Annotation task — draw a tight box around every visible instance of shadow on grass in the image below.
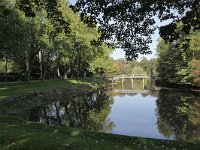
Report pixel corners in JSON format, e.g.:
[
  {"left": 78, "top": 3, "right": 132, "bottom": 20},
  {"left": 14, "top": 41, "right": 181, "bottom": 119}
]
[{"left": 1, "top": 116, "right": 200, "bottom": 150}]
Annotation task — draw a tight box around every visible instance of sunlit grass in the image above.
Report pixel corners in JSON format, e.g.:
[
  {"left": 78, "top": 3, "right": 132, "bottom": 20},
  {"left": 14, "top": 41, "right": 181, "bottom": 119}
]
[
  {"left": 0, "top": 87, "right": 9, "bottom": 91},
  {"left": 0, "top": 96, "right": 7, "bottom": 99},
  {"left": 0, "top": 78, "right": 106, "bottom": 100}
]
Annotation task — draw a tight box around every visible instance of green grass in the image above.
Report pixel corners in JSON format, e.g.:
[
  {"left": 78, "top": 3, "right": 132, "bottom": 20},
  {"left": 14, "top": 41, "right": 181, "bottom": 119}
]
[
  {"left": 0, "top": 116, "right": 200, "bottom": 150},
  {"left": 0, "top": 78, "right": 106, "bottom": 100},
  {"left": 0, "top": 80, "right": 104, "bottom": 115}
]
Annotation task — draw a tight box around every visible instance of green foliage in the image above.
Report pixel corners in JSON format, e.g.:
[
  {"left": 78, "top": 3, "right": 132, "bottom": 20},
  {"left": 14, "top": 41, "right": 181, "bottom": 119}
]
[
  {"left": 73, "top": 0, "right": 200, "bottom": 60},
  {"left": 120, "top": 57, "right": 155, "bottom": 75},
  {"left": 131, "top": 66, "right": 147, "bottom": 75},
  {"left": 156, "top": 30, "right": 200, "bottom": 86},
  {"left": 1, "top": 0, "right": 198, "bottom": 61},
  {"left": 156, "top": 39, "right": 178, "bottom": 82},
  {"left": 89, "top": 45, "right": 116, "bottom": 77},
  {"left": 191, "top": 60, "right": 200, "bottom": 87},
  {"left": 0, "top": 61, "right": 13, "bottom": 73},
  {"left": 123, "top": 60, "right": 138, "bottom": 74},
  {"left": 0, "top": 0, "right": 117, "bottom": 82}
]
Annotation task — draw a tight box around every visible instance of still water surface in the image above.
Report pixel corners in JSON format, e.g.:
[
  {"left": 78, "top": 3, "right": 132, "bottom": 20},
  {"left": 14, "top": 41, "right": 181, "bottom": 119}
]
[{"left": 16, "top": 79, "right": 200, "bottom": 141}]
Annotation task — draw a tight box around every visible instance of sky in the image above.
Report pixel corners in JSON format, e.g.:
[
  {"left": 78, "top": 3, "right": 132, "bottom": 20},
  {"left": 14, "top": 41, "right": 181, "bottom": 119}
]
[{"left": 68, "top": 0, "right": 172, "bottom": 60}]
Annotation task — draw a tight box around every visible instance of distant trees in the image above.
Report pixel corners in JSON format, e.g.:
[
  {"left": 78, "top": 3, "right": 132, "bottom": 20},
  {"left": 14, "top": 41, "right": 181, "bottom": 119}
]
[
  {"left": 117, "top": 57, "right": 156, "bottom": 75},
  {"left": 131, "top": 66, "right": 146, "bottom": 75},
  {"left": 114, "top": 59, "right": 126, "bottom": 74},
  {"left": 0, "top": 0, "right": 117, "bottom": 82}
]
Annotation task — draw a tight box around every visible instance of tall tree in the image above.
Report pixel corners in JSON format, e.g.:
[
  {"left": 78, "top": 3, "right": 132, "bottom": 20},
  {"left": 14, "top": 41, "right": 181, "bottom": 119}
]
[
  {"left": 71, "top": 0, "right": 200, "bottom": 60},
  {"left": 0, "top": 0, "right": 23, "bottom": 82},
  {"left": 156, "top": 29, "right": 200, "bottom": 87}
]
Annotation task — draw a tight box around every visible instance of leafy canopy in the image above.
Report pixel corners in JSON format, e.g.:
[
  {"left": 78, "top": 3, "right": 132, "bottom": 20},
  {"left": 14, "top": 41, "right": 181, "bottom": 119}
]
[
  {"left": 70, "top": 0, "right": 200, "bottom": 60},
  {"left": 15, "top": 0, "right": 200, "bottom": 60}
]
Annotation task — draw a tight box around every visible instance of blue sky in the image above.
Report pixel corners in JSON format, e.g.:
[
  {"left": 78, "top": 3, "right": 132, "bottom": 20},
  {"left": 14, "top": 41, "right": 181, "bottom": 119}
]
[{"left": 68, "top": 0, "right": 172, "bottom": 60}]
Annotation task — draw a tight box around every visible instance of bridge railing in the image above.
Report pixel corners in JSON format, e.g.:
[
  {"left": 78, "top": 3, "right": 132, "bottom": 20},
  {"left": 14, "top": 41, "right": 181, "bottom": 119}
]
[{"left": 112, "top": 74, "right": 150, "bottom": 79}]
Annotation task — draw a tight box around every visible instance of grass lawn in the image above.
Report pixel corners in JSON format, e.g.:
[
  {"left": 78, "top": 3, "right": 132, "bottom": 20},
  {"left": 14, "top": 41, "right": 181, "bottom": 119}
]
[
  {"left": 1, "top": 116, "right": 200, "bottom": 150},
  {"left": 0, "top": 78, "right": 106, "bottom": 100}
]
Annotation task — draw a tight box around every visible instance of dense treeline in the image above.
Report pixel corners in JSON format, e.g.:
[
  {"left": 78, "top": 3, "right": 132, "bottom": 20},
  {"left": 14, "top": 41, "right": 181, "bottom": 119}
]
[
  {"left": 156, "top": 29, "right": 200, "bottom": 87},
  {"left": 113, "top": 57, "right": 157, "bottom": 76},
  {"left": 0, "top": 0, "right": 116, "bottom": 82}
]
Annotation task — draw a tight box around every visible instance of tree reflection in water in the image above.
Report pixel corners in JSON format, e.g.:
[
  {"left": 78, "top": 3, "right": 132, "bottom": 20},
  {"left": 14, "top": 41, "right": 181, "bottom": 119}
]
[
  {"left": 156, "top": 89, "right": 200, "bottom": 141},
  {"left": 9, "top": 79, "right": 200, "bottom": 140},
  {"left": 23, "top": 89, "right": 115, "bottom": 133}
]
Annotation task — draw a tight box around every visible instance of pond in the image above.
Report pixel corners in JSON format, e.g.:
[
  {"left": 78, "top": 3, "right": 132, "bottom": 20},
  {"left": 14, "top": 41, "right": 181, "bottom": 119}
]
[{"left": 7, "top": 79, "right": 200, "bottom": 141}]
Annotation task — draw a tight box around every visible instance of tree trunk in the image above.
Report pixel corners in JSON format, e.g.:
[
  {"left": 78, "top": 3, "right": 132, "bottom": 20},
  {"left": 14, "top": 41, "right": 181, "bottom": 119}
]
[
  {"left": 39, "top": 50, "right": 43, "bottom": 79},
  {"left": 25, "top": 53, "right": 35, "bottom": 83},
  {"left": 4, "top": 57, "right": 8, "bottom": 82},
  {"left": 57, "top": 67, "right": 61, "bottom": 78},
  {"left": 42, "top": 52, "right": 50, "bottom": 80},
  {"left": 84, "top": 71, "right": 87, "bottom": 78},
  {"left": 42, "top": 63, "right": 48, "bottom": 80},
  {"left": 25, "top": 54, "right": 31, "bottom": 83},
  {"left": 56, "top": 57, "right": 61, "bottom": 78},
  {"left": 77, "top": 62, "right": 80, "bottom": 78}
]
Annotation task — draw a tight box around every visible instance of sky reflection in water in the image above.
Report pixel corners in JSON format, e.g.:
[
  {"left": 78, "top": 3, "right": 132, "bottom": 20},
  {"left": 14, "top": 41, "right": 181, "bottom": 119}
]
[
  {"left": 9, "top": 79, "right": 200, "bottom": 141},
  {"left": 108, "top": 93, "right": 173, "bottom": 140}
]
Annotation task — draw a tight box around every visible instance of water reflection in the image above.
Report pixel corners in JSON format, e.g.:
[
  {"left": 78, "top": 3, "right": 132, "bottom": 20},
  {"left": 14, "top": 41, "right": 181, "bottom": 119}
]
[
  {"left": 156, "top": 89, "right": 200, "bottom": 141},
  {"left": 21, "top": 89, "right": 115, "bottom": 133},
  {"left": 11, "top": 79, "right": 200, "bottom": 141}
]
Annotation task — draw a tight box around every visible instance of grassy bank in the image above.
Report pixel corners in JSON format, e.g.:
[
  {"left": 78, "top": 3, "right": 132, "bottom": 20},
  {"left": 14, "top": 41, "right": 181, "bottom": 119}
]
[
  {"left": 0, "top": 78, "right": 106, "bottom": 115},
  {"left": 0, "top": 78, "right": 106, "bottom": 100},
  {"left": 0, "top": 116, "right": 200, "bottom": 150}
]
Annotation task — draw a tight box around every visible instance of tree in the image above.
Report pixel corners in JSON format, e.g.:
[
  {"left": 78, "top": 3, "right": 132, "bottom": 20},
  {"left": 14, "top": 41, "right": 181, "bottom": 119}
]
[
  {"left": 0, "top": 0, "right": 118, "bottom": 82},
  {"left": 71, "top": 0, "right": 200, "bottom": 60},
  {"left": 156, "top": 39, "right": 177, "bottom": 82},
  {"left": 16, "top": 0, "right": 71, "bottom": 34},
  {"left": 139, "top": 57, "right": 151, "bottom": 74},
  {"left": 89, "top": 45, "right": 117, "bottom": 77},
  {"left": 131, "top": 66, "right": 147, "bottom": 75},
  {"left": 0, "top": 0, "right": 25, "bottom": 82},
  {"left": 114, "top": 59, "right": 126, "bottom": 74},
  {"left": 191, "top": 60, "right": 200, "bottom": 87},
  {"left": 123, "top": 60, "right": 138, "bottom": 74},
  {"left": 60, "top": 4, "right": 107, "bottom": 78},
  {"left": 14, "top": 0, "right": 200, "bottom": 63},
  {"left": 156, "top": 29, "right": 200, "bottom": 87}
]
